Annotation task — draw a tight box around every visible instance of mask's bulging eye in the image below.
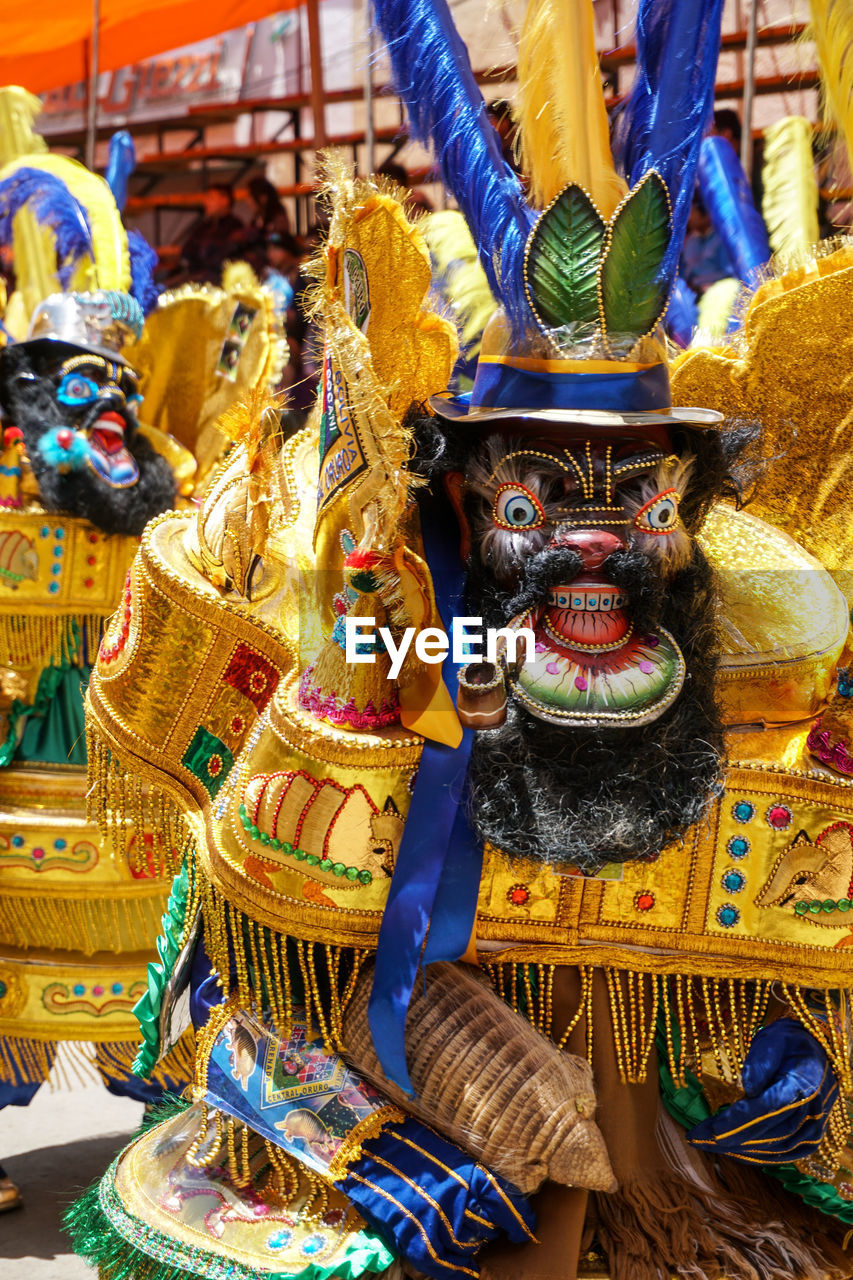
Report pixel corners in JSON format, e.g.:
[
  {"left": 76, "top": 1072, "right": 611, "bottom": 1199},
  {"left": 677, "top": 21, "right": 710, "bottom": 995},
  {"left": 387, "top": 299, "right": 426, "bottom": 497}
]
[
  {"left": 493, "top": 482, "right": 546, "bottom": 530},
  {"left": 634, "top": 487, "right": 680, "bottom": 534},
  {"left": 57, "top": 373, "right": 99, "bottom": 406}
]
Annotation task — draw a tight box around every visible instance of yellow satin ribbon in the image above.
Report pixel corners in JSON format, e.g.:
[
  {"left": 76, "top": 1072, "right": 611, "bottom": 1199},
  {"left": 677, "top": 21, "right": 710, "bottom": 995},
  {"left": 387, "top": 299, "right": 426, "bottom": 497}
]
[
  {"left": 394, "top": 543, "right": 463, "bottom": 749},
  {"left": 478, "top": 353, "right": 659, "bottom": 374}
]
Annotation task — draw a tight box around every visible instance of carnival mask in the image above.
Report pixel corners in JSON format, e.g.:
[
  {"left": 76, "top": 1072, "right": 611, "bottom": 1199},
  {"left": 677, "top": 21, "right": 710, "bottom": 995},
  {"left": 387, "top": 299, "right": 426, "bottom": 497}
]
[
  {"left": 466, "top": 434, "right": 695, "bottom": 728},
  {"left": 0, "top": 340, "right": 175, "bottom": 536},
  {"left": 449, "top": 427, "right": 727, "bottom": 871}
]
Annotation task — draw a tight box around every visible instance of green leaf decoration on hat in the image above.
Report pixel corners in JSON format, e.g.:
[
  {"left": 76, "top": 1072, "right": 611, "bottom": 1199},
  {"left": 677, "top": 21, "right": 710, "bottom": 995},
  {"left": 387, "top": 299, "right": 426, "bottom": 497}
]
[
  {"left": 524, "top": 184, "right": 606, "bottom": 331},
  {"left": 598, "top": 170, "right": 672, "bottom": 349}
]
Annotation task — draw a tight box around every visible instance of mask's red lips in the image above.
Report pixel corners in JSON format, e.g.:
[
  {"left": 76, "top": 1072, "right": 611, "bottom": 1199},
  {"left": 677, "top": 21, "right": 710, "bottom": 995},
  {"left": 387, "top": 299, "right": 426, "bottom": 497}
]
[
  {"left": 86, "top": 412, "right": 139, "bottom": 487},
  {"left": 545, "top": 577, "right": 631, "bottom": 649}
]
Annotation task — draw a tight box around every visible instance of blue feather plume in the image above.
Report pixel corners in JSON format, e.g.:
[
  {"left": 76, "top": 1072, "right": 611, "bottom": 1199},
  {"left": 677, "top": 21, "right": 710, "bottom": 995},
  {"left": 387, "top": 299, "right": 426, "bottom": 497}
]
[
  {"left": 613, "top": 0, "right": 725, "bottom": 282},
  {"left": 370, "top": 0, "right": 534, "bottom": 333},
  {"left": 666, "top": 275, "right": 698, "bottom": 348},
  {"left": 126, "top": 229, "right": 159, "bottom": 316},
  {"left": 0, "top": 167, "right": 93, "bottom": 289},
  {"left": 105, "top": 131, "right": 136, "bottom": 213},
  {"left": 697, "top": 136, "right": 770, "bottom": 288}
]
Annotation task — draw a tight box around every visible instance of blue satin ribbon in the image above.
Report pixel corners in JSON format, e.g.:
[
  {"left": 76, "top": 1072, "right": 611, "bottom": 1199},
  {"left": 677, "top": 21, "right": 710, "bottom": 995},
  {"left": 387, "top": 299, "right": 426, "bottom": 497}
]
[
  {"left": 470, "top": 358, "right": 672, "bottom": 412},
  {"left": 368, "top": 488, "right": 481, "bottom": 1094}
]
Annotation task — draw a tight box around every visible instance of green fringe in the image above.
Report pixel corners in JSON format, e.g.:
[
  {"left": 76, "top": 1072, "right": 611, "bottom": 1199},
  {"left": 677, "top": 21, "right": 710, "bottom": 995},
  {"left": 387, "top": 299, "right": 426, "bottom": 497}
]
[
  {"left": 64, "top": 1179, "right": 211, "bottom": 1280},
  {"left": 133, "top": 859, "right": 195, "bottom": 1078},
  {"left": 64, "top": 1093, "right": 395, "bottom": 1280}
]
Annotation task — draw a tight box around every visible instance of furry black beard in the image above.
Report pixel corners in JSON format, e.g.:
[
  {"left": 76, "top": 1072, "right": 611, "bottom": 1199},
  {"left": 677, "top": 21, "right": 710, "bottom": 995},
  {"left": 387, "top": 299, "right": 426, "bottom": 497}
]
[
  {"left": 0, "top": 345, "right": 176, "bottom": 536},
  {"left": 467, "top": 545, "right": 724, "bottom": 872}
]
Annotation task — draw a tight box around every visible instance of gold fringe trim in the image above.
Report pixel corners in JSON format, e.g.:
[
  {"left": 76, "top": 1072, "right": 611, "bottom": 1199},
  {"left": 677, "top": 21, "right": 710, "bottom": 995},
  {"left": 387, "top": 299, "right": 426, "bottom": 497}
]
[
  {"left": 0, "top": 612, "right": 104, "bottom": 668},
  {"left": 186, "top": 1095, "right": 335, "bottom": 1212},
  {"left": 0, "top": 891, "right": 165, "bottom": 954},
  {"left": 87, "top": 724, "right": 193, "bottom": 876},
  {"left": 0, "top": 1027, "right": 195, "bottom": 1090},
  {"left": 482, "top": 964, "right": 853, "bottom": 1094},
  {"left": 797, "top": 1091, "right": 853, "bottom": 1181},
  {"left": 194, "top": 887, "right": 367, "bottom": 1062}
]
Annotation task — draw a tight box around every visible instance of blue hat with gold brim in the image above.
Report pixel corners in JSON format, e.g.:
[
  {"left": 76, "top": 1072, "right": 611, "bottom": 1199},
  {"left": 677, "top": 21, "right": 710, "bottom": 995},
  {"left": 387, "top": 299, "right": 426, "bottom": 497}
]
[{"left": 429, "top": 352, "right": 722, "bottom": 429}]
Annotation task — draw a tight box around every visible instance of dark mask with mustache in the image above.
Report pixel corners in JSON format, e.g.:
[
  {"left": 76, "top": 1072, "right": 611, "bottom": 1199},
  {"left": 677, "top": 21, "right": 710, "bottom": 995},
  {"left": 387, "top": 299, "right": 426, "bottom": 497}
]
[{"left": 453, "top": 433, "right": 726, "bottom": 873}]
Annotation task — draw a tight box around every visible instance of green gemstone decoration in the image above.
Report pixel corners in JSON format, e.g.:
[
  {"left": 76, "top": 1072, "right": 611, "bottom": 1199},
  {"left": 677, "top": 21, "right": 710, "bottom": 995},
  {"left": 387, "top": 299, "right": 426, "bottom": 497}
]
[
  {"left": 282, "top": 841, "right": 294, "bottom": 855},
  {"left": 332, "top": 862, "right": 346, "bottom": 877},
  {"left": 794, "top": 901, "right": 809, "bottom": 915},
  {"left": 259, "top": 832, "right": 270, "bottom": 845},
  {"left": 306, "top": 854, "right": 319, "bottom": 866},
  {"left": 358, "top": 869, "right": 373, "bottom": 885},
  {"left": 838, "top": 899, "right": 851, "bottom": 911},
  {"left": 808, "top": 900, "right": 822, "bottom": 914},
  {"left": 822, "top": 899, "right": 837, "bottom": 913},
  {"left": 319, "top": 858, "right": 333, "bottom": 872},
  {"left": 249, "top": 825, "right": 259, "bottom": 839},
  {"left": 293, "top": 848, "right": 307, "bottom": 861},
  {"left": 345, "top": 866, "right": 359, "bottom": 881},
  {"left": 270, "top": 837, "right": 282, "bottom": 851}
]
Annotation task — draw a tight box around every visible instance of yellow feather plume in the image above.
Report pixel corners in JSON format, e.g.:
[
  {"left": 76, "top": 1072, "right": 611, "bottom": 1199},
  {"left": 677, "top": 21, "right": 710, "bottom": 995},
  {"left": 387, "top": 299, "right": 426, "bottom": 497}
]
[
  {"left": 422, "top": 210, "right": 496, "bottom": 369},
  {"left": 761, "top": 116, "right": 819, "bottom": 263},
  {"left": 515, "top": 0, "right": 627, "bottom": 215},
  {"left": 809, "top": 0, "right": 853, "bottom": 171}
]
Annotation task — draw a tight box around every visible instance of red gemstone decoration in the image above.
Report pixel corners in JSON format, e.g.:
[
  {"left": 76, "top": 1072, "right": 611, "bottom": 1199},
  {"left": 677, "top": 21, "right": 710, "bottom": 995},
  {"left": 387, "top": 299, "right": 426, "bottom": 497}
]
[
  {"left": 507, "top": 884, "right": 530, "bottom": 906},
  {"left": 635, "top": 891, "right": 655, "bottom": 911},
  {"left": 231, "top": 715, "right": 245, "bottom": 734},
  {"left": 766, "top": 804, "right": 793, "bottom": 830},
  {"left": 208, "top": 754, "right": 223, "bottom": 778},
  {"left": 99, "top": 572, "right": 133, "bottom": 664}
]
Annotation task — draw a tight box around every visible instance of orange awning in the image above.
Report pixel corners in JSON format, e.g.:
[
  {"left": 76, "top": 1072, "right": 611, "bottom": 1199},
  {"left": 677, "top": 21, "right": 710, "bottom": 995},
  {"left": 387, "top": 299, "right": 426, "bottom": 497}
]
[{"left": 0, "top": 0, "right": 302, "bottom": 94}]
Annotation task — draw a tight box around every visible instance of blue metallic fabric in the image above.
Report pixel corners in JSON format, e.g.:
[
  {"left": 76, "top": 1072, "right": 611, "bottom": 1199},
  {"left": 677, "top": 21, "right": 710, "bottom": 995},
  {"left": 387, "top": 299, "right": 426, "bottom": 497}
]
[
  {"left": 687, "top": 1018, "right": 839, "bottom": 1163},
  {"left": 338, "top": 1116, "right": 536, "bottom": 1279},
  {"left": 666, "top": 276, "right": 699, "bottom": 348}
]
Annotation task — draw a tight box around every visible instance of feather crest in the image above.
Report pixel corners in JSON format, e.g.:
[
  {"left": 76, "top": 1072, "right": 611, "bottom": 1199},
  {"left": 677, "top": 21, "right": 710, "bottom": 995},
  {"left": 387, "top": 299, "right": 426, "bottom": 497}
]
[
  {"left": 0, "top": 166, "right": 93, "bottom": 288},
  {"left": 515, "top": 0, "right": 626, "bottom": 215},
  {"left": 371, "top": 0, "right": 534, "bottom": 333},
  {"left": 126, "top": 229, "right": 159, "bottom": 315},
  {"left": 809, "top": 0, "right": 853, "bottom": 172},
  {"left": 697, "top": 135, "right": 770, "bottom": 288},
  {"left": 613, "top": 0, "right": 725, "bottom": 282},
  {"left": 761, "top": 116, "right": 819, "bottom": 263}
]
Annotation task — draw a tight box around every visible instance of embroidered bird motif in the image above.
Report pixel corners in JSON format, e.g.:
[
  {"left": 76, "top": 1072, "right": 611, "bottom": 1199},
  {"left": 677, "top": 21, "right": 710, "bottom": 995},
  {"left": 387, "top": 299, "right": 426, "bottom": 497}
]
[{"left": 754, "top": 821, "right": 853, "bottom": 926}]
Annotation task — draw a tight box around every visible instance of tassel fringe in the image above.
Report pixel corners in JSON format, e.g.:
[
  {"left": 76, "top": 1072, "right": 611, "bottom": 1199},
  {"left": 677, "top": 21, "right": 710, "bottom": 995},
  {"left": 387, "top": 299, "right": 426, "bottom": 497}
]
[
  {"left": 0, "top": 890, "right": 165, "bottom": 954},
  {"left": 0, "top": 612, "right": 103, "bottom": 668},
  {"left": 198, "top": 876, "right": 366, "bottom": 1057},
  {"left": 0, "top": 1029, "right": 195, "bottom": 1090},
  {"left": 87, "top": 725, "right": 193, "bottom": 876},
  {"left": 483, "top": 964, "right": 851, "bottom": 1096}
]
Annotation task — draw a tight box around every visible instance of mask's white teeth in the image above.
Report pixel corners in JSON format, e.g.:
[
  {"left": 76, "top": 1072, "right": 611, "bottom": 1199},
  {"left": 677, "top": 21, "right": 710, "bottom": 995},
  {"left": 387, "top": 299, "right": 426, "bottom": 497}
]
[{"left": 548, "top": 587, "right": 629, "bottom": 612}]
